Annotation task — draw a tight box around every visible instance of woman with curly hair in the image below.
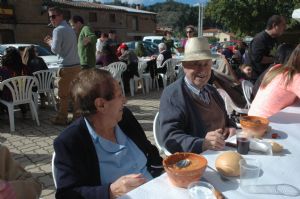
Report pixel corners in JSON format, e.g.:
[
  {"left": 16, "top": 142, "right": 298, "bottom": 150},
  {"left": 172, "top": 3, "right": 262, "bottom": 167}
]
[
  {"left": 0, "top": 47, "right": 29, "bottom": 100},
  {"left": 0, "top": 47, "right": 30, "bottom": 114},
  {"left": 1, "top": 47, "right": 28, "bottom": 78}
]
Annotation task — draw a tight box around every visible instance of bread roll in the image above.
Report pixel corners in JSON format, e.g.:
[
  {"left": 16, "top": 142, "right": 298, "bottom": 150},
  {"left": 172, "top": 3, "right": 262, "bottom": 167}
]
[{"left": 215, "top": 151, "right": 243, "bottom": 177}]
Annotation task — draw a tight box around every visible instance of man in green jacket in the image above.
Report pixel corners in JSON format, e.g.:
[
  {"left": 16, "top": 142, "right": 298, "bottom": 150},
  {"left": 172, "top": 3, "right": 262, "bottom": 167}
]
[{"left": 70, "top": 15, "right": 97, "bottom": 69}]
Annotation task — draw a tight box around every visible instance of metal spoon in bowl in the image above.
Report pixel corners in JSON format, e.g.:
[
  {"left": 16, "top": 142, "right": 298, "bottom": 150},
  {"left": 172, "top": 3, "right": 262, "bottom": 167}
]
[
  {"left": 150, "top": 158, "right": 191, "bottom": 169},
  {"left": 175, "top": 158, "right": 191, "bottom": 168}
]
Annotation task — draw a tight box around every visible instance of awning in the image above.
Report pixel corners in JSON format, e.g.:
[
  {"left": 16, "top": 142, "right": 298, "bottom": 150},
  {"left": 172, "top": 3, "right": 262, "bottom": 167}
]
[{"left": 292, "top": 8, "right": 300, "bottom": 22}]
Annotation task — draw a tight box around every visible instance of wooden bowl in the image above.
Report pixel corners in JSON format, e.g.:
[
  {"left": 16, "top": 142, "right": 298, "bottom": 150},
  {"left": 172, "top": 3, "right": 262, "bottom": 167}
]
[
  {"left": 240, "top": 116, "right": 269, "bottom": 138},
  {"left": 163, "top": 152, "right": 207, "bottom": 188}
]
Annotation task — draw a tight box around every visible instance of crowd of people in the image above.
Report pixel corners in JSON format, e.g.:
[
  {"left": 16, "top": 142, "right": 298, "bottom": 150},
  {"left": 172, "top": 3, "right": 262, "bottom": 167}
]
[{"left": 0, "top": 6, "right": 299, "bottom": 199}]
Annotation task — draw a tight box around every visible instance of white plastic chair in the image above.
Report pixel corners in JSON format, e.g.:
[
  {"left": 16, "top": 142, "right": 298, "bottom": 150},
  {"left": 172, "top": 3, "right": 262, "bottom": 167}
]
[
  {"left": 143, "top": 73, "right": 159, "bottom": 92},
  {"left": 52, "top": 152, "right": 57, "bottom": 188},
  {"left": 176, "top": 63, "right": 185, "bottom": 79},
  {"left": 33, "top": 70, "right": 57, "bottom": 110},
  {"left": 129, "top": 62, "right": 147, "bottom": 96},
  {"left": 157, "top": 58, "right": 177, "bottom": 89},
  {"left": 241, "top": 80, "right": 254, "bottom": 109},
  {"left": 153, "top": 112, "right": 171, "bottom": 156},
  {"left": 105, "top": 62, "right": 127, "bottom": 95},
  {"left": 217, "top": 88, "right": 248, "bottom": 115},
  {"left": 0, "top": 76, "right": 40, "bottom": 132}
]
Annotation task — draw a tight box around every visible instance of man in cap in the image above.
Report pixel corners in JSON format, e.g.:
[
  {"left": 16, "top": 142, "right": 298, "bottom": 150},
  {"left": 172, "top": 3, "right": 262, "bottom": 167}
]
[{"left": 158, "top": 37, "right": 236, "bottom": 154}]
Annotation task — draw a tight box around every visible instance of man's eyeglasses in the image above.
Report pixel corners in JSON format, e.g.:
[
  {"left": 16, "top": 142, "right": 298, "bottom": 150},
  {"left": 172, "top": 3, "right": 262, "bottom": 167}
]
[
  {"left": 186, "top": 31, "right": 193, "bottom": 34},
  {"left": 49, "top": 15, "right": 56, "bottom": 20}
]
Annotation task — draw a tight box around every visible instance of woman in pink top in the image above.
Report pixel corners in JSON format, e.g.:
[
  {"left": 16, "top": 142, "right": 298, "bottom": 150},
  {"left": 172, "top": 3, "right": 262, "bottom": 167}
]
[{"left": 249, "top": 44, "right": 300, "bottom": 118}]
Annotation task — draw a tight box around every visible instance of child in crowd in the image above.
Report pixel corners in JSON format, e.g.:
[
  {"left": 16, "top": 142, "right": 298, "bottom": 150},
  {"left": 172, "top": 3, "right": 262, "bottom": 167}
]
[{"left": 238, "top": 64, "right": 254, "bottom": 82}]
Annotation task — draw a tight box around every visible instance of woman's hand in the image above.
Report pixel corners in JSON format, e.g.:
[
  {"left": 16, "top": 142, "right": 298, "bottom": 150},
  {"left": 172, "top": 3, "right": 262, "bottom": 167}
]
[
  {"left": 110, "top": 174, "right": 146, "bottom": 199},
  {"left": 0, "top": 181, "right": 16, "bottom": 199},
  {"left": 202, "top": 128, "right": 225, "bottom": 151}
]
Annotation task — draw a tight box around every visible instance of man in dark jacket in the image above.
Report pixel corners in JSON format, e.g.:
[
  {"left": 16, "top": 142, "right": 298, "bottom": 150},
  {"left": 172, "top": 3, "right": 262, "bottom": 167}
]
[
  {"left": 158, "top": 37, "right": 236, "bottom": 154},
  {"left": 247, "top": 15, "right": 286, "bottom": 78}
]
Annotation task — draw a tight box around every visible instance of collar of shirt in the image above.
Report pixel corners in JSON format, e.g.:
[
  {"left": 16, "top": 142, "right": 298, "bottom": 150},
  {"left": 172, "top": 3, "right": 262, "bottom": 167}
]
[
  {"left": 84, "top": 118, "right": 127, "bottom": 153},
  {"left": 184, "top": 76, "right": 209, "bottom": 95},
  {"left": 58, "top": 20, "right": 68, "bottom": 27}
]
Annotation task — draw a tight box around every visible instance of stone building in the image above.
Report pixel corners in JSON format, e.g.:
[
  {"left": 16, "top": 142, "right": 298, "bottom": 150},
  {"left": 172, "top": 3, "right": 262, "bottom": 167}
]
[
  {"left": 0, "top": 0, "right": 157, "bottom": 45},
  {"left": 203, "top": 28, "right": 236, "bottom": 42}
]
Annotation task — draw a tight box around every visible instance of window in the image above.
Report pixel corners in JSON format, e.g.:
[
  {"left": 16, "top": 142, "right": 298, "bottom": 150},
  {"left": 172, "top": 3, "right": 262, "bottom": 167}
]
[
  {"left": 109, "top": 13, "right": 116, "bottom": 23},
  {"left": 89, "top": 12, "right": 97, "bottom": 22},
  {"left": 132, "top": 16, "right": 138, "bottom": 31}
]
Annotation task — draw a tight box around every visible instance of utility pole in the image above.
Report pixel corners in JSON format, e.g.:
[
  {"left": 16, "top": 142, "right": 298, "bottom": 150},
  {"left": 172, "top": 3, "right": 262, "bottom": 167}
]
[{"left": 198, "top": 2, "right": 204, "bottom": 37}]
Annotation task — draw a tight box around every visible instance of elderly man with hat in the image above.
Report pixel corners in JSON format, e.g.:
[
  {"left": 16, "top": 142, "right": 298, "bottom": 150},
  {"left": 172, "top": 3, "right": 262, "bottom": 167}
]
[{"left": 158, "top": 37, "right": 237, "bottom": 154}]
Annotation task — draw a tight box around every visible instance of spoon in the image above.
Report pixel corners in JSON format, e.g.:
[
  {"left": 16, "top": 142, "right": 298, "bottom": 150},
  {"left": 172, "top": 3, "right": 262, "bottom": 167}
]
[
  {"left": 175, "top": 158, "right": 191, "bottom": 168},
  {"left": 150, "top": 159, "right": 191, "bottom": 169}
]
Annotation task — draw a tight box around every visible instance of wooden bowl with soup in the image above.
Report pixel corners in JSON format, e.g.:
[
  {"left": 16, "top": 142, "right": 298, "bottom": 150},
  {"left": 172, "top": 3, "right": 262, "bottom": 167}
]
[
  {"left": 240, "top": 116, "right": 269, "bottom": 138},
  {"left": 163, "top": 152, "right": 207, "bottom": 188}
]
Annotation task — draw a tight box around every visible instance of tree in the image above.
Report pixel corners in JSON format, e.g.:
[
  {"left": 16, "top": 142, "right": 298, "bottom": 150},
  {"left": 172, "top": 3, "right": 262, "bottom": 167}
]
[
  {"left": 146, "top": 1, "right": 198, "bottom": 37},
  {"left": 205, "top": 0, "right": 299, "bottom": 36}
]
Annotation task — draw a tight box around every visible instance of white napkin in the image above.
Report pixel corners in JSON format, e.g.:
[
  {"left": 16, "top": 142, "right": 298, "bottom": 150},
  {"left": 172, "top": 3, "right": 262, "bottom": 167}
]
[{"left": 250, "top": 138, "right": 273, "bottom": 155}]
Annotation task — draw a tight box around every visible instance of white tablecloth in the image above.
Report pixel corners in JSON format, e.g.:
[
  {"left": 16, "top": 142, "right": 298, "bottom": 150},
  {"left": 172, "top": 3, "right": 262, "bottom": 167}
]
[{"left": 119, "top": 102, "right": 300, "bottom": 199}]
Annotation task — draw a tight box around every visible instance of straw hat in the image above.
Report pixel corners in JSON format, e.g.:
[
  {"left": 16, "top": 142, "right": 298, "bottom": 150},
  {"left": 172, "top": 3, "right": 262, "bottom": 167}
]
[{"left": 182, "top": 37, "right": 213, "bottom": 62}]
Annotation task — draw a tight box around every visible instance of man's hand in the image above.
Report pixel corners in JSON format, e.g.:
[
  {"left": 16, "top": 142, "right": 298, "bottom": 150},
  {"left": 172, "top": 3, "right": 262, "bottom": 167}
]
[
  {"left": 222, "top": 127, "right": 236, "bottom": 140},
  {"left": 202, "top": 128, "right": 225, "bottom": 151},
  {"left": 44, "top": 35, "right": 52, "bottom": 46},
  {"left": 82, "top": 37, "right": 91, "bottom": 46},
  {"left": 224, "top": 127, "right": 236, "bottom": 139},
  {"left": 0, "top": 181, "right": 16, "bottom": 199},
  {"left": 109, "top": 174, "right": 146, "bottom": 199}
]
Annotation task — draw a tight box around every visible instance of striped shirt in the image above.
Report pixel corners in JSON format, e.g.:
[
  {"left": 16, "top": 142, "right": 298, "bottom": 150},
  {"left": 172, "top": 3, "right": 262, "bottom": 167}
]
[{"left": 184, "top": 76, "right": 210, "bottom": 104}]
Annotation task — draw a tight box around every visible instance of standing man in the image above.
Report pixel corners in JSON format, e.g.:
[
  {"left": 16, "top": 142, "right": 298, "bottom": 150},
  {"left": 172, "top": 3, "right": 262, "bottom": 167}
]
[
  {"left": 69, "top": 15, "right": 97, "bottom": 69},
  {"left": 247, "top": 15, "right": 286, "bottom": 78},
  {"left": 96, "top": 32, "right": 109, "bottom": 66},
  {"left": 96, "top": 32, "right": 109, "bottom": 57},
  {"left": 44, "top": 7, "right": 81, "bottom": 125},
  {"left": 161, "top": 30, "right": 174, "bottom": 52},
  {"left": 107, "top": 30, "right": 118, "bottom": 55}
]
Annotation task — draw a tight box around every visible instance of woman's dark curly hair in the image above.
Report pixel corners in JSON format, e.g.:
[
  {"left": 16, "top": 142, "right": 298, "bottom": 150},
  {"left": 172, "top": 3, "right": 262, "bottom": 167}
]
[{"left": 2, "top": 47, "right": 24, "bottom": 75}]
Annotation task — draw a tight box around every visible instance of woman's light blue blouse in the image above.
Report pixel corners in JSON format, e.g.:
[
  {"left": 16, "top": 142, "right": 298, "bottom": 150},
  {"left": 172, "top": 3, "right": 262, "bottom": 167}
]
[{"left": 84, "top": 118, "right": 153, "bottom": 185}]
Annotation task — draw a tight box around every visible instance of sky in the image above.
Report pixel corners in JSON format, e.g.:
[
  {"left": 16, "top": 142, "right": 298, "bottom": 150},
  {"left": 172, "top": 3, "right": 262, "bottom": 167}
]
[{"left": 98, "top": 0, "right": 207, "bottom": 6}]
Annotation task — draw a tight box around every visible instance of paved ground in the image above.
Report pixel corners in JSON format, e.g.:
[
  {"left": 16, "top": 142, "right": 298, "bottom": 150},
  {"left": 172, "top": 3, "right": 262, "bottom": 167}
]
[{"left": 0, "top": 90, "right": 162, "bottom": 199}]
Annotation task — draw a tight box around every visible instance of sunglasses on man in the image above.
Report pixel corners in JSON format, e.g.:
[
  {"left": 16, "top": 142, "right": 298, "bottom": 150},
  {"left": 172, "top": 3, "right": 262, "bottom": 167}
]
[
  {"left": 186, "top": 30, "right": 193, "bottom": 34},
  {"left": 49, "top": 15, "right": 57, "bottom": 19}
]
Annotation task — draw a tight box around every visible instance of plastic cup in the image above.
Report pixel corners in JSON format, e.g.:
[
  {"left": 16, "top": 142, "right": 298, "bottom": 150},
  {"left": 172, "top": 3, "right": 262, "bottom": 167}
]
[
  {"left": 236, "top": 131, "right": 250, "bottom": 155},
  {"left": 239, "top": 158, "right": 261, "bottom": 191},
  {"left": 188, "top": 181, "right": 216, "bottom": 199}
]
